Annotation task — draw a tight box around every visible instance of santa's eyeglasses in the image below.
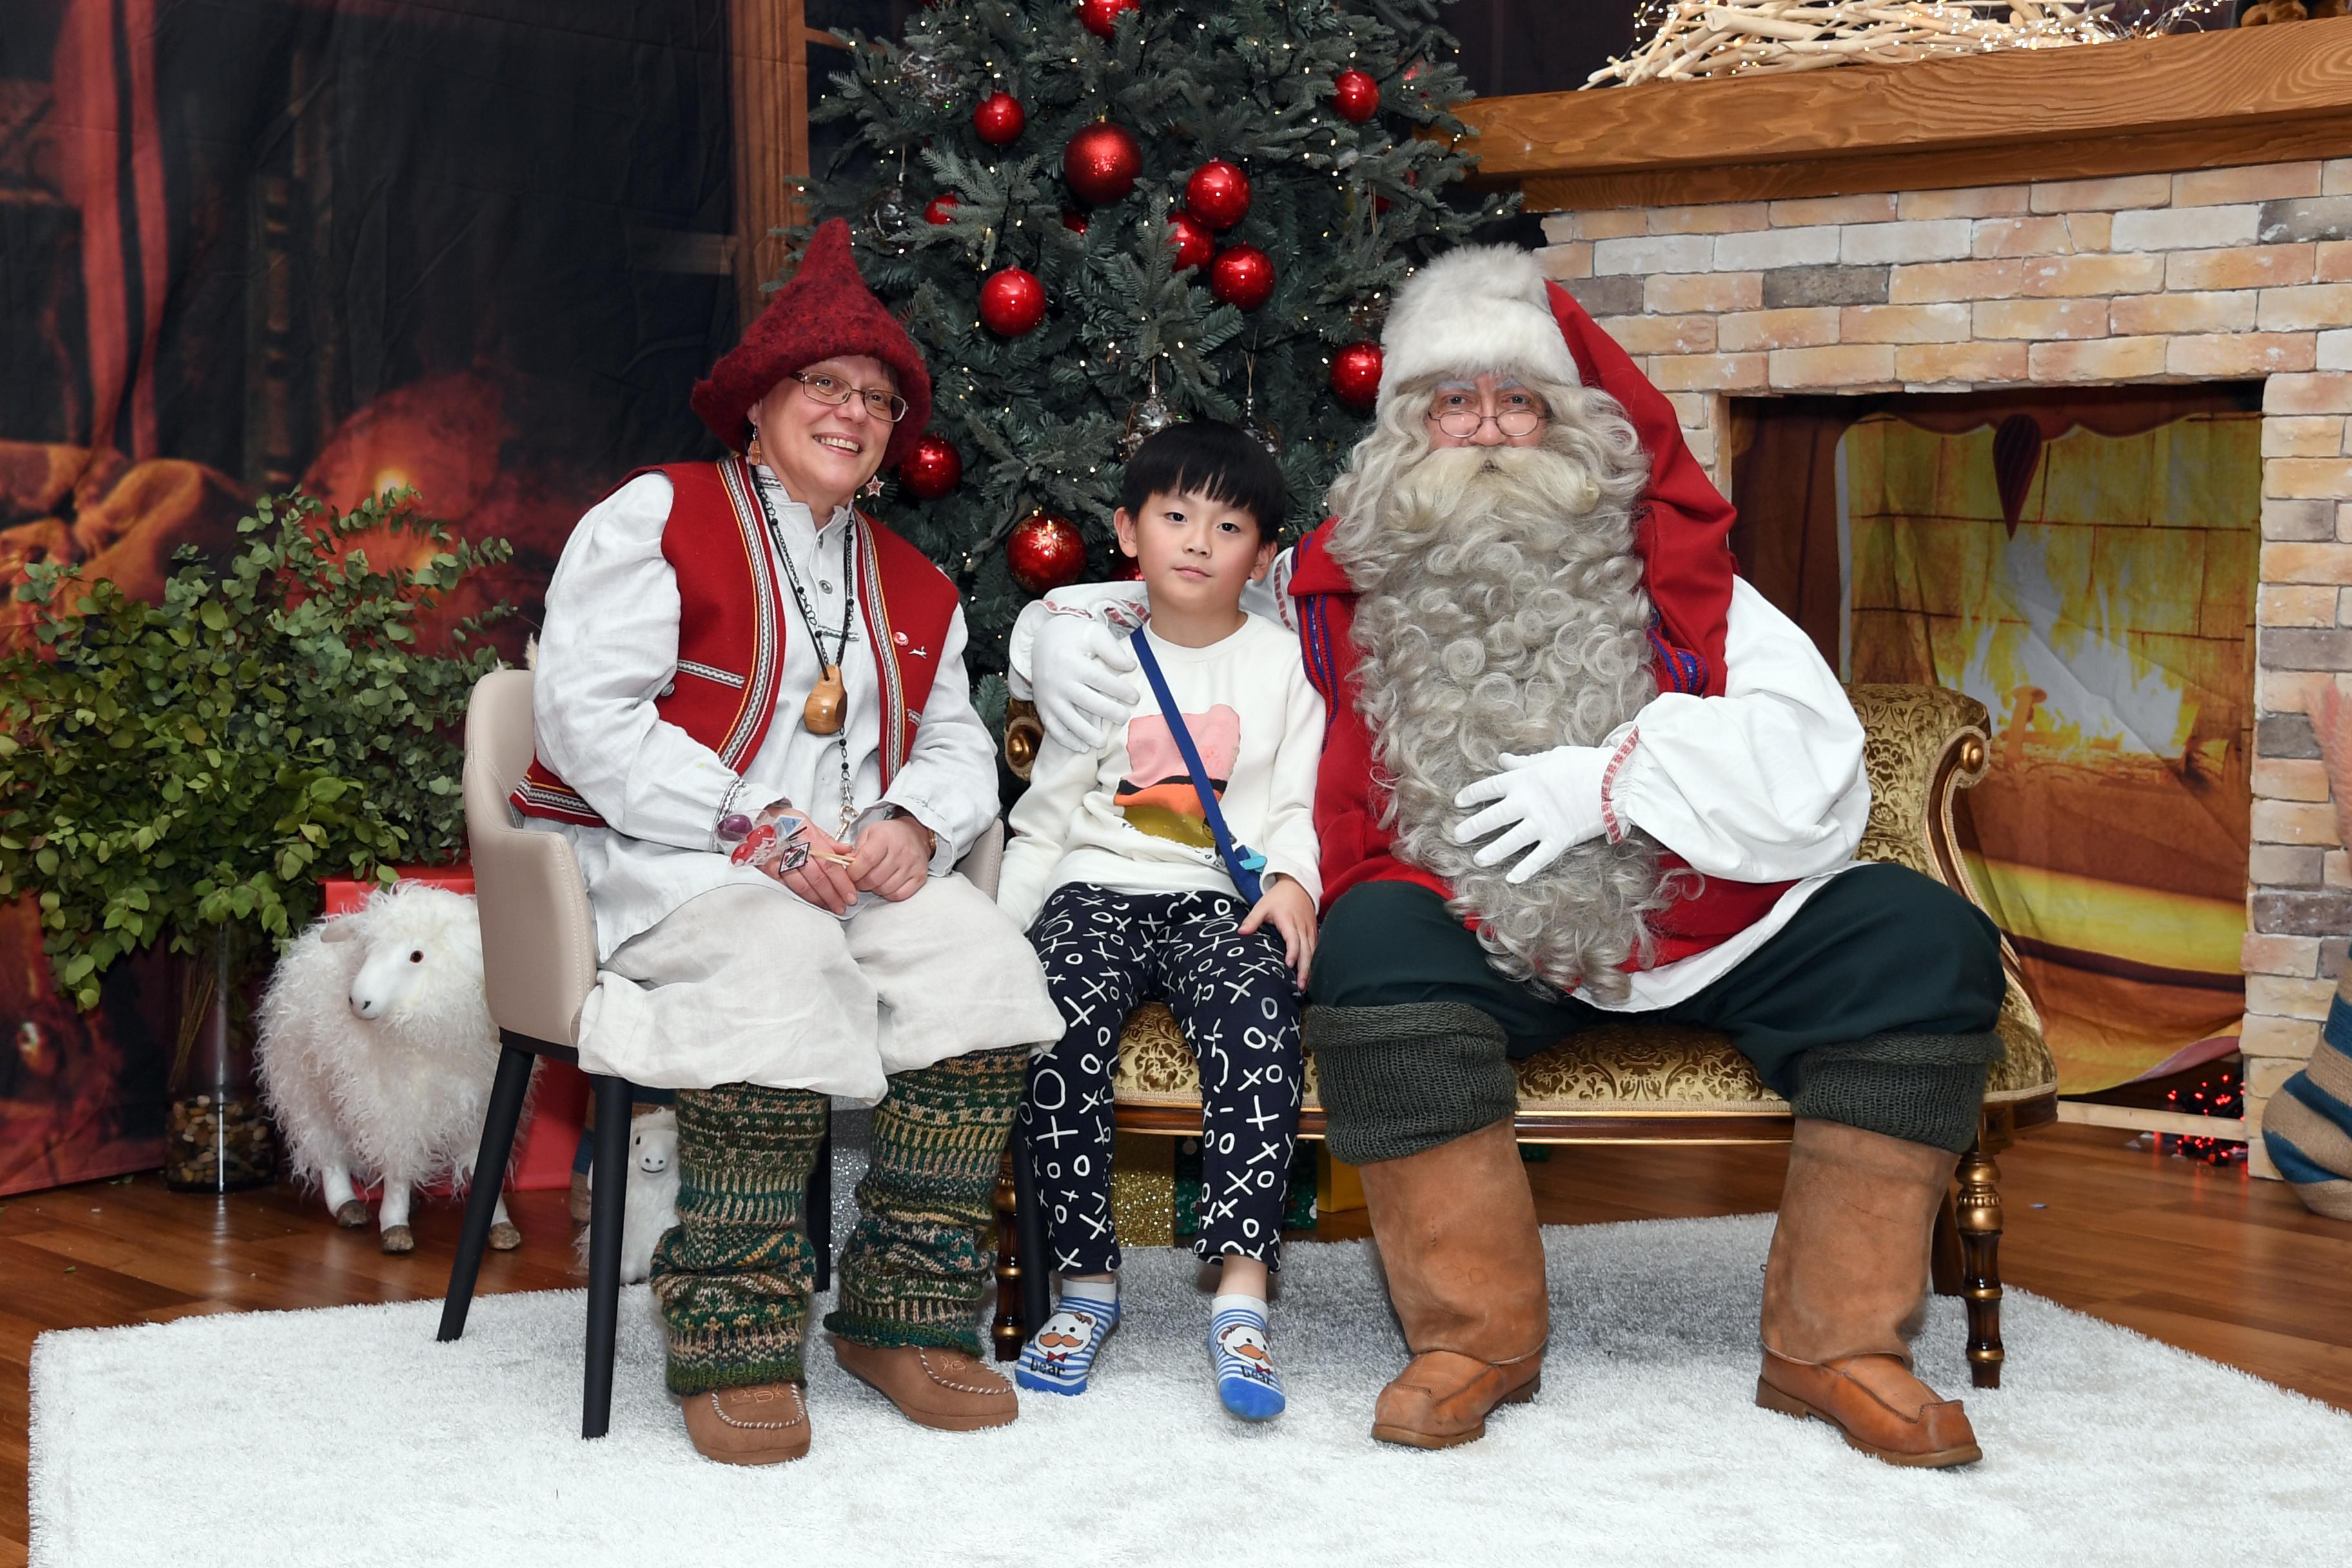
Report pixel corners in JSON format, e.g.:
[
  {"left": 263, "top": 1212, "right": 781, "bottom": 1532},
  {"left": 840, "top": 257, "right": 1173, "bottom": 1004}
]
[
  {"left": 1426, "top": 396, "right": 1547, "bottom": 440},
  {"left": 788, "top": 371, "right": 910, "bottom": 423}
]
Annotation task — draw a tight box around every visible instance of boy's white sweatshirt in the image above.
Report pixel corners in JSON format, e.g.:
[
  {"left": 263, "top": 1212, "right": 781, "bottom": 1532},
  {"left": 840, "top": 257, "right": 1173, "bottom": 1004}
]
[{"left": 998, "top": 613, "right": 1325, "bottom": 929}]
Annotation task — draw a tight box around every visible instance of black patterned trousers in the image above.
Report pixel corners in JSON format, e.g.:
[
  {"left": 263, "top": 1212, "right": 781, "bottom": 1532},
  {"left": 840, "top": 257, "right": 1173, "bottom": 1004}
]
[{"left": 1018, "top": 883, "right": 1304, "bottom": 1275}]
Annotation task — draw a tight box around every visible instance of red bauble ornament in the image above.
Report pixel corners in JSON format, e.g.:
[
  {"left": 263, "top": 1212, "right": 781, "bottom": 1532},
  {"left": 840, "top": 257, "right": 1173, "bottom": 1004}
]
[
  {"left": 1008, "top": 511, "right": 1086, "bottom": 594},
  {"left": 1208, "top": 245, "right": 1275, "bottom": 311},
  {"left": 1114, "top": 554, "right": 1144, "bottom": 582},
  {"left": 1184, "top": 160, "right": 1251, "bottom": 231},
  {"left": 979, "top": 266, "right": 1048, "bottom": 335},
  {"left": 1164, "top": 210, "right": 1213, "bottom": 271},
  {"left": 974, "top": 92, "right": 1026, "bottom": 146},
  {"left": 925, "top": 192, "right": 961, "bottom": 225},
  {"left": 899, "top": 435, "right": 963, "bottom": 500},
  {"left": 1063, "top": 121, "right": 1142, "bottom": 205},
  {"left": 1332, "top": 68, "right": 1380, "bottom": 122},
  {"left": 1076, "top": 0, "right": 1139, "bottom": 39},
  {"left": 1331, "top": 341, "right": 1383, "bottom": 409},
  {"left": 1061, "top": 210, "right": 1089, "bottom": 233}
]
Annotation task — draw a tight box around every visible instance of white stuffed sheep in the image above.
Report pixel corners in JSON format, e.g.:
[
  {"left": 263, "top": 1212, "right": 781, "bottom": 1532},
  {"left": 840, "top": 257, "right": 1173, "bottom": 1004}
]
[
  {"left": 574, "top": 1106, "right": 680, "bottom": 1285},
  {"left": 257, "top": 883, "right": 526, "bottom": 1253}
]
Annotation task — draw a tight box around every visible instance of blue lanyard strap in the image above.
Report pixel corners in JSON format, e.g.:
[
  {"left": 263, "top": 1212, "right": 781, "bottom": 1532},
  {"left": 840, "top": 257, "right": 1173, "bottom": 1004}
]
[{"left": 1128, "top": 628, "right": 1266, "bottom": 905}]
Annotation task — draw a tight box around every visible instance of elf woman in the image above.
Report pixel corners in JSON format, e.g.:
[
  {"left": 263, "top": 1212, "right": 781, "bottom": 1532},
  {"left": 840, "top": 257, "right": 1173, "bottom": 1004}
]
[{"left": 516, "top": 219, "right": 1064, "bottom": 1465}]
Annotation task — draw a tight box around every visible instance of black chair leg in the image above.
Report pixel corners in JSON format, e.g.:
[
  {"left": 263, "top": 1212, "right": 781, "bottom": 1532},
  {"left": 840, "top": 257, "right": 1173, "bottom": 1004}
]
[
  {"left": 808, "top": 1100, "right": 834, "bottom": 1295},
  {"left": 582, "top": 1073, "right": 632, "bottom": 1439},
  {"left": 436, "top": 1043, "right": 536, "bottom": 1344},
  {"left": 1012, "top": 1117, "right": 1051, "bottom": 1339}
]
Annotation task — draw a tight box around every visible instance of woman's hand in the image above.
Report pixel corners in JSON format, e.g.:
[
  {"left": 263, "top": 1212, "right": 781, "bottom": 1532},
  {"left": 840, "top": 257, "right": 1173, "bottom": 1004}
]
[
  {"left": 726, "top": 799, "right": 861, "bottom": 913},
  {"left": 1239, "top": 874, "right": 1319, "bottom": 986},
  {"left": 848, "top": 814, "right": 934, "bottom": 903}
]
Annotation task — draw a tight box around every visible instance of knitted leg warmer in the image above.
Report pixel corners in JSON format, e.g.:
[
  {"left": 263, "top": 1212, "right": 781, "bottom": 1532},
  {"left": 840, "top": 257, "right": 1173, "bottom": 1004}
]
[
  {"left": 651, "top": 1082, "right": 827, "bottom": 1395},
  {"left": 825, "top": 1045, "right": 1027, "bottom": 1356}
]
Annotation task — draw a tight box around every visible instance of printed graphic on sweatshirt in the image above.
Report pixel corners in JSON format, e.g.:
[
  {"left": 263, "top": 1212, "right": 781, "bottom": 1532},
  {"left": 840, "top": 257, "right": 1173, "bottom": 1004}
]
[{"left": 1115, "top": 706, "right": 1240, "bottom": 848}]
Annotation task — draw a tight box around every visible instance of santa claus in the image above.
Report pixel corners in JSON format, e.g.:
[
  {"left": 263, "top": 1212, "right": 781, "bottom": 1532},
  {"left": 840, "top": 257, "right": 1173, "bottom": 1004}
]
[{"left": 1015, "top": 244, "right": 2006, "bottom": 1469}]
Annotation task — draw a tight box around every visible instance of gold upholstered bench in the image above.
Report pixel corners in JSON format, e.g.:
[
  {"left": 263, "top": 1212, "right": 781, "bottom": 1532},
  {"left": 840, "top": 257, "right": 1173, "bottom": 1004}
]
[{"left": 990, "top": 684, "right": 2060, "bottom": 1387}]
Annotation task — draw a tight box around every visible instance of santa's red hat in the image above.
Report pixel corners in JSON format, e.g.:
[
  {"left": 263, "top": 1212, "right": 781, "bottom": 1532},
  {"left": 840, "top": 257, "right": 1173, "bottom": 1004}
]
[{"left": 690, "top": 218, "right": 934, "bottom": 469}]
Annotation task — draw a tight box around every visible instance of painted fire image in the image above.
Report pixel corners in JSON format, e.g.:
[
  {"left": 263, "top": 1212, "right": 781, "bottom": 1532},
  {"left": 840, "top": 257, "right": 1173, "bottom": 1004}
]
[{"left": 1837, "top": 406, "right": 2257, "bottom": 1092}]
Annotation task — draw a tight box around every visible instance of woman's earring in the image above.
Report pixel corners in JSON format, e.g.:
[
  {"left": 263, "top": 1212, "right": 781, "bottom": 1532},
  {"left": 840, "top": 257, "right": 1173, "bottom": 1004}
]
[{"left": 745, "top": 424, "right": 763, "bottom": 467}]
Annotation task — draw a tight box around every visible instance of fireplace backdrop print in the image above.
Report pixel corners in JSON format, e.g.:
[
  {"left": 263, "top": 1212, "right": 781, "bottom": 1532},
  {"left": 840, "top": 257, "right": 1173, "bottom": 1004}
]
[{"left": 1735, "top": 389, "right": 2260, "bottom": 1093}]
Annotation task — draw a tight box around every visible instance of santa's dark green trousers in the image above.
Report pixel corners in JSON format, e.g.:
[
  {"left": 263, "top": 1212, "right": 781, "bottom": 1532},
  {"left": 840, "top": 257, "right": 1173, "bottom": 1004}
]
[{"left": 1306, "top": 863, "right": 2006, "bottom": 1162}]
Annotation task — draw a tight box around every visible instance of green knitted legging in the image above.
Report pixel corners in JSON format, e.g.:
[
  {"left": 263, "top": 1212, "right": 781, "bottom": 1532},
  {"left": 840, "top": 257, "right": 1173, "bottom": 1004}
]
[
  {"left": 651, "top": 1046, "right": 1026, "bottom": 1393},
  {"left": 824, "top": 1044, "right": 1026, "bottom": 1356}
]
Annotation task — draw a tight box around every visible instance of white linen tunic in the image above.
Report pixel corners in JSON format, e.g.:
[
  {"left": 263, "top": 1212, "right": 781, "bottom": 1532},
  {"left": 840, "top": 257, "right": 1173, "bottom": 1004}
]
[
  {"left": 529, "top": 466, "right": 1060, "bottom": 1097},
  {"left": 532, "top": 468, "right": 997, "bottom": 963},
  {"left": 1008, "top": 562, "right": 1870, "bottom": 1014}
]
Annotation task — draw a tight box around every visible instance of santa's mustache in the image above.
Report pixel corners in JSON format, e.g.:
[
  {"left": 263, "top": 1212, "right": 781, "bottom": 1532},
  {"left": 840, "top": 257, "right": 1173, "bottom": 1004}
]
[{"left": 1386, "top": 440, "right": 1605, "bottom": 535}]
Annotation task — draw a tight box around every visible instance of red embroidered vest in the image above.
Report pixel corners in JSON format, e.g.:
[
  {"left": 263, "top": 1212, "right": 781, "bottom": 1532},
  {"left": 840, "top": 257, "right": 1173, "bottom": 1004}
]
[{"left": 512, "top": 457, "right": 961, "bottom": 828}]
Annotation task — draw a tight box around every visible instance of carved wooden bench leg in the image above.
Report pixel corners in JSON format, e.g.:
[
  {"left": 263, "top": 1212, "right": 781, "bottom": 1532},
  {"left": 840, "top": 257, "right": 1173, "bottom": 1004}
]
[
  {"left": 1956, "top": 1141, "right": 2004, "bottom": 1389},
  {"left": 992, "top": 1146, "right": 1024, "bottom": 1363}
]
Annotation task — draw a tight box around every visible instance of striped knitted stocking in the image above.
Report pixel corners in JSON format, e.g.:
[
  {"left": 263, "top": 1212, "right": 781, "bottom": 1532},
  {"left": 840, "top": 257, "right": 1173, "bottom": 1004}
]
[
  {"left": 651, "top": 1082, "right": 827, "bottom": 1394},
  {"left": 824, "top": 1045, "right": 1026, "bottom": 1355},
  {"left": 2265, "top": 994, "right": 2352, "bottom": 1221}
]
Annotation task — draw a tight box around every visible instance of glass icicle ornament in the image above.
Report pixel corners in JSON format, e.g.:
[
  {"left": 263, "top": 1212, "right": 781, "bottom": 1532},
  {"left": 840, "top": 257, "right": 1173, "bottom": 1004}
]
[
  {"left": 1242, "top": 354, "right": 1282, "bottom": 455},
  {"left": 1120, "top": 360, "right": 1176, "bottom": 458}
]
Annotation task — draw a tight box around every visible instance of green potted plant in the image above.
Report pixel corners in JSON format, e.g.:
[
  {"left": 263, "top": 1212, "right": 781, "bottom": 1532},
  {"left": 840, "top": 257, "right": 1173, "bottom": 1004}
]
[{"left": 0, "top": 488, "right": 511, "bottom": 1191}]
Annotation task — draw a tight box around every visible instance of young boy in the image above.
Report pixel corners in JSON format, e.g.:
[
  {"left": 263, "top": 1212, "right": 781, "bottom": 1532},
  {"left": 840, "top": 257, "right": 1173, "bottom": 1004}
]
[{"left": 997, "top": 421, "right": 1324, "bottom": 1420}]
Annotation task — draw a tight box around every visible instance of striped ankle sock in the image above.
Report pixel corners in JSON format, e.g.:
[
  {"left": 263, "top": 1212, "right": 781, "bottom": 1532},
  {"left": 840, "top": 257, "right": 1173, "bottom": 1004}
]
[
  {"left": 1015, "top": 1281, "right": 1120, "bottom": 1396},
  {"left": 2265, "top": 995, "right": 2352, "bottom": 1221},
  {"left": 1208, "top": 1293, "right": 1284, "bottom": 1420}
]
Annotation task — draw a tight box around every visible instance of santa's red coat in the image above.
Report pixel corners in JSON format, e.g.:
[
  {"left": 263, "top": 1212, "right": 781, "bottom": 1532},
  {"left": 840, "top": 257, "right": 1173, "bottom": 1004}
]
[{"left": 1288, "top": 284, "right": 1794, "bottom": 975}]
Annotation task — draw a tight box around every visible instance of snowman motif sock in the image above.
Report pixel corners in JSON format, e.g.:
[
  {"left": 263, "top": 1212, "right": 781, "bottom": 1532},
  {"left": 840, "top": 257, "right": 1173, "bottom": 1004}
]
[
  {"left": 1208, "top": 1291, "right": 1284, "bottom": 1420},
  {"left": 1015, "top": 1279, "right": 1120, "bottom": 1396}
]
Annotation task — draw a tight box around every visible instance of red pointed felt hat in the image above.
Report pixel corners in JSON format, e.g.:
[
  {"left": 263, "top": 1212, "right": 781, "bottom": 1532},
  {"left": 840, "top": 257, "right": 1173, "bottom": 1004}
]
[{"left": 691, "top": 218, "right": 934, "bottom": 469}]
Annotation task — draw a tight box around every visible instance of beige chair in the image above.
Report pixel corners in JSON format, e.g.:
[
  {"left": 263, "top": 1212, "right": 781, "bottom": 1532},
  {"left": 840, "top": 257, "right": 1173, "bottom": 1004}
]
[
  {"left": 440, "top": 667, "right": 1007, "bottom": 1436},
  {"left": 993, "top": 683, "right": 2061, "bottom": 1386}
]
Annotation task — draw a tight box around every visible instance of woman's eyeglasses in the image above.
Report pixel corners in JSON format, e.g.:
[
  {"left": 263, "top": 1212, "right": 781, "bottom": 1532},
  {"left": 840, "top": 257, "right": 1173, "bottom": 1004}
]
[{"left": 790, "top": 372, "right": 909, "bottom": 423}]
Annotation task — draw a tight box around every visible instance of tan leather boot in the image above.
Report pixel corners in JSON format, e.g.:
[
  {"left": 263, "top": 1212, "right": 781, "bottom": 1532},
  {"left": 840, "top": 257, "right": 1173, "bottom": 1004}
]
[
  {"left": 1358, "top": 1117, "right": 1549, "bottom": 1449},
  {"left": 1756, "top": 1117, "right": 1982, "bottom": 1468}
]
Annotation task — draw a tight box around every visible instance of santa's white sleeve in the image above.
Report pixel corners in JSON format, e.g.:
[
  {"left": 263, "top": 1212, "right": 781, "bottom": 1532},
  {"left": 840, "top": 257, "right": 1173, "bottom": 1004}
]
[
  {"left": 531, "top": 473, "right": 743, "bottom": 850},
  {"left": 995, "top": 734, "right": 1099, "bottom": 930},
  {"left": 1605, "top": 578, "right": 1868, "bottom": 882},
  {"left": 1004, "top": 545, "right": 1300, "bottom": 695},
  {"left": 1243, "top": 544, "right": 1299, "bottom": 629}
]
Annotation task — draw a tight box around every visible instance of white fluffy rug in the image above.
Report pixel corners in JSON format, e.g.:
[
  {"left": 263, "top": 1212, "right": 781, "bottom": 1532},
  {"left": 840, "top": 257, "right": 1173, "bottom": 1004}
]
[{"left": 33, "top": 1197, "right": 2352, "bottom": 1568}]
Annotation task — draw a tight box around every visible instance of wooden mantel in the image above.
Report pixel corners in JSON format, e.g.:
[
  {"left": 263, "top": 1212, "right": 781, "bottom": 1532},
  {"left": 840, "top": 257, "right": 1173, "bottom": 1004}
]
[{"left": 1456, "top": 17, "right": 2352, "bottom": 211}]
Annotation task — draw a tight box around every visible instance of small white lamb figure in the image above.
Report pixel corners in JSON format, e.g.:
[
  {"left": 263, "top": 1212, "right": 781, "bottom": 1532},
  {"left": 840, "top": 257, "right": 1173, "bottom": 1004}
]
[
  {"left": 574, "top": 1107, "right": 680, "bottom": 1285},
  {"left": 257, "top": 883, "right": 525, "bottom": 1253}
]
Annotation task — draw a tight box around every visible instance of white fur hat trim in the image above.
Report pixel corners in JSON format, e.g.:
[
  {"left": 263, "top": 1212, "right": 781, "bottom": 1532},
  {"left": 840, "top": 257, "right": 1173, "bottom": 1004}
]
[{"left": 1378, "top": 243, "right": 1581, "bottom": 409}]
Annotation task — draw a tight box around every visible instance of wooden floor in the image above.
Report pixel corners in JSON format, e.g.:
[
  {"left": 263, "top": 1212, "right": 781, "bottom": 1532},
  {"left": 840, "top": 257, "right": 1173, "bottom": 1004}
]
[{"left": 6, "top": 1123, "right": 2349, "bottom": 1563}]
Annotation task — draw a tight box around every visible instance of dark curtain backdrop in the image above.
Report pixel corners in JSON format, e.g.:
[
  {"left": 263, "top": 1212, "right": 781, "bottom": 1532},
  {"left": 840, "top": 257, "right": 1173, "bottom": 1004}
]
[{"left": 0, "top": 0, "right": 738, "bottom": 1193}]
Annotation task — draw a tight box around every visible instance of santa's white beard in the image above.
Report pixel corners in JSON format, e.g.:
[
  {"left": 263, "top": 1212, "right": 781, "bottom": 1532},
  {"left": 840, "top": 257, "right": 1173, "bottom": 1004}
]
[{"left": 1330, "top": 442, "right": 1669, "bottom": 1002}]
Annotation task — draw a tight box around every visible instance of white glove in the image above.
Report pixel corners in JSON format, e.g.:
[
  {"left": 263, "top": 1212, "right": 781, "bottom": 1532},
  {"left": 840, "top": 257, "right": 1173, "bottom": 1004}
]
[
  {"left": 1453, "top": 745, "right": 1614, "bottom": 884},
  {"left": 1030, "top": 612, "right": 1143, "bottom": 753}
]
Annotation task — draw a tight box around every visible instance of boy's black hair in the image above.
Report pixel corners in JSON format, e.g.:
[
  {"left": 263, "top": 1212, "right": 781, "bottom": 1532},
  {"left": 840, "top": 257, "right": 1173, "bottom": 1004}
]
[{"left": 1117, "top": 420, "right": 1288, "bottom": 540}]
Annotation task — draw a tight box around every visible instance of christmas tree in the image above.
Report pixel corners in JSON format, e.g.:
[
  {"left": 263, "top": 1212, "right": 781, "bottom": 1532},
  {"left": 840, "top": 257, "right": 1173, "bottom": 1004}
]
[{"left": 806, "top": 0, "right": 1513, "bottom": 674}]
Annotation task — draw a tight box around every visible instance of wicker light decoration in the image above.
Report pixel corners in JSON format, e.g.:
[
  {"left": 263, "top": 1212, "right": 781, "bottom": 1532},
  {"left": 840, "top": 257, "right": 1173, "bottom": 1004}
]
[{"left": 1589, "top": 2, "right": 2127, "bottom": 85}]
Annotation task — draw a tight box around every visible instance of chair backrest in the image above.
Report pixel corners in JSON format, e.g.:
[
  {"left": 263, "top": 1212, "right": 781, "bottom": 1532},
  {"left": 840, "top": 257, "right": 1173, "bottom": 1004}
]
[
  {"left": 464, "top": 669, "right": 600, "bottom": 1047},
  {"left": 957, "top": 818, "right": 1004, "bottom": 900}
]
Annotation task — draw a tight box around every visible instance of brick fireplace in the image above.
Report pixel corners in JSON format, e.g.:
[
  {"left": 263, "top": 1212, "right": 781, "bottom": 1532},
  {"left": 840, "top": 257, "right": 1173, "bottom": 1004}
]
[{"left": 1458, "top": 21, "right": 2352, "bottom": 1173}]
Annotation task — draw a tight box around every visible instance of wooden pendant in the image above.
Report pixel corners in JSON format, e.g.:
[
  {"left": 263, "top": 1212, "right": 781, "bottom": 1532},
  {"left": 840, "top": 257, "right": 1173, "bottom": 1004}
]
[{"left": 803, "top": 663, "right": 847, "bottom": 734}]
